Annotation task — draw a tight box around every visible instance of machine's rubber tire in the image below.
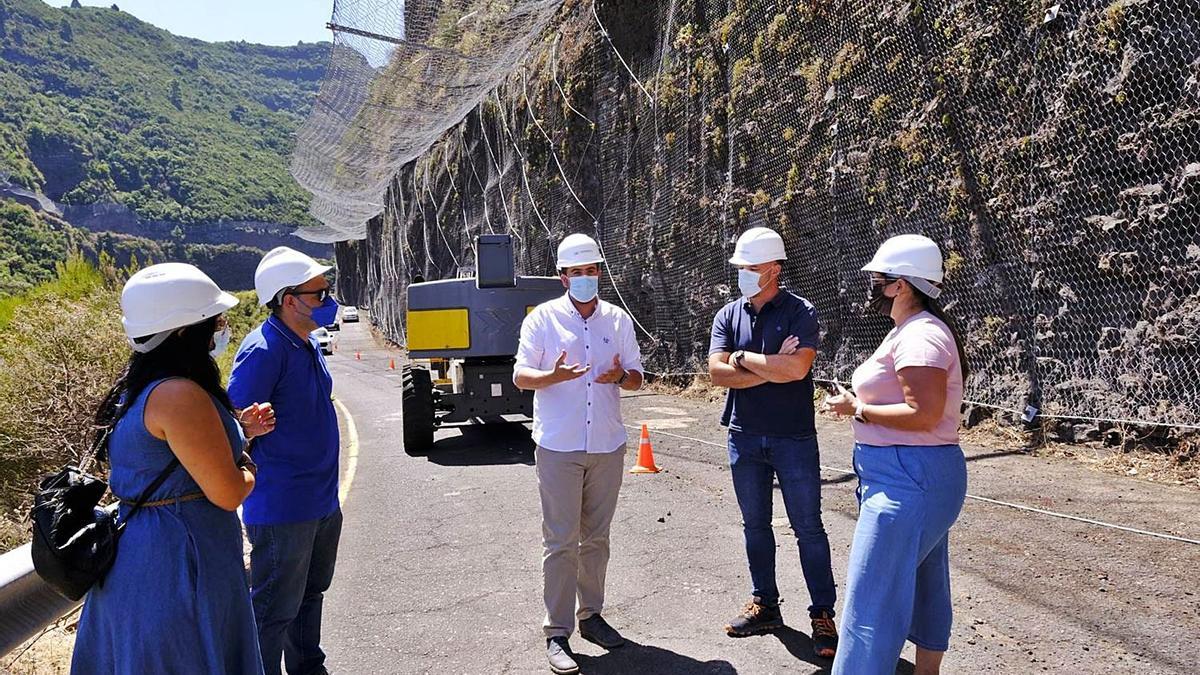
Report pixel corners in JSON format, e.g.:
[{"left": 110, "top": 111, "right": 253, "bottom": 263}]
[{"left": 401, "top": 365, "right": 435, "bottom": 455}]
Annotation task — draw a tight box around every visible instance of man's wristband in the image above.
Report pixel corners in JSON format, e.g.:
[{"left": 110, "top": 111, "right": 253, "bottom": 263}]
[{"left": 616, "top": 370, "right": 629, "bottom": 386}]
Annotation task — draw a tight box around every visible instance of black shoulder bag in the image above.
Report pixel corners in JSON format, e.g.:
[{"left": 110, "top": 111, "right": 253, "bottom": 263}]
[{"left": 30, "top": 447, "right": 180, "bottom": 601}]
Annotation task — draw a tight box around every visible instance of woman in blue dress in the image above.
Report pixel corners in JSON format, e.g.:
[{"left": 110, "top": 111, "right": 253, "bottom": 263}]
[{"left": 73, "top": 263, "right": 276, "bottom": 674}]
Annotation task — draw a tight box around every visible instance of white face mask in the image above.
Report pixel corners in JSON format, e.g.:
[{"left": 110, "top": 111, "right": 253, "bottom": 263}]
[
  {"left": 210, "top": 326, "right": 232, "bottom": 358},
  {"left": 567, "top": 275, "right": 599, "bottom": 303},
  {"left": 738, "top": 268, "right": 765, "bottom": 299}
]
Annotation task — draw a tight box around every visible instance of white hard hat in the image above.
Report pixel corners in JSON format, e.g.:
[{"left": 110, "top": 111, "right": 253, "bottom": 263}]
[
  {"left": 861, "top": 234, "right": 945, "bottom": 299},
  {"left": 254, "top": 246, "right": 332, "bottom": 305},
  {"left": 556, "top": 233, "right": 604, "bottom": 269},
  {"left": 729, "top": 227, "right": 787, "bottom": 266},
  {"left": 121, "top": 263, "right": 238, "bottom": 349}
]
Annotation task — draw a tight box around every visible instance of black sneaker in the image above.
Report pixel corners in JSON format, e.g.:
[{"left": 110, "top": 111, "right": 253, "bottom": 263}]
[
  {"left": 546, "top": 636, "right": 579, "bottom": 675},
  {"left": 811, "top": 611, "right": 838, "bottom": 659},
  {"left": 724, "top": 600, "right": 783, "bottom": 636}
]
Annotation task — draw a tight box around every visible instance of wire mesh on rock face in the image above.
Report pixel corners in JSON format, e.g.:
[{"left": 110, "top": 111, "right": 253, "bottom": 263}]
[
  {"left": 317, "top": 0, "right": 1200, "bottom": 430},
  {"left": 289, "top": 0, "right": 567, "bottom": 242}
]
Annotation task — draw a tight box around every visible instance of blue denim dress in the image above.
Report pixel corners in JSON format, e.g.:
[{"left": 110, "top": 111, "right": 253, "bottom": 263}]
[{"left": 72, "top": 378, "right": 264, "bottom": 675}]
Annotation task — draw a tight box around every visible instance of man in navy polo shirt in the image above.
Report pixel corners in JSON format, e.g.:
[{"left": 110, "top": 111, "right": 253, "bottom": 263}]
[
  {"left": 230, "top": 247, "right": 342, "bottom": 675},
  {"left": 707, "top": 227, "right": 839, "bottom": 659}
]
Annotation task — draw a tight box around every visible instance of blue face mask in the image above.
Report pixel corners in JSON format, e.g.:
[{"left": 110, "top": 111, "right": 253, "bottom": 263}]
[
  {"left": 308, "top": 296, "right": 340, "bottom": 327},
  {"left": 567, "top": 275, "right": 599, "bottom": 303}
]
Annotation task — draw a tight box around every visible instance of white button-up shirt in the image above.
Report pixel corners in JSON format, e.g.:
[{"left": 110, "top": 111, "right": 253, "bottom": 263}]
[{"left": 514, "top": 293, "right": 643, "bottom": 453}]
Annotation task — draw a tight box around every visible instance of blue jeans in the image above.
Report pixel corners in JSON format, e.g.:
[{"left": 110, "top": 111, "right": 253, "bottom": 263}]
[
  {"left": 727, "top": 432, "right": 837, "bottom": 616},
  {"left": 833, "top": 444, "right": 968, "bottom": 675},
  {"left": 247, "top": 509, "right": 343, "bottom": 675}
]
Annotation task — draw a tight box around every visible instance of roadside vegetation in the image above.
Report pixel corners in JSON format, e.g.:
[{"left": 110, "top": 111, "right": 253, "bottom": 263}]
[{"left": 0, "top": 253, "right": 268, "bottom": 552}]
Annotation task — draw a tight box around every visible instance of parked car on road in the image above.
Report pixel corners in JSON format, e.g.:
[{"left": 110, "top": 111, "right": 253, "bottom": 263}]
[
  {"left": 312, "top": 327, "right": 336, "bottom": 355},
  {"left": 342, "top": 306, "right": 360, "bottom": 322}
]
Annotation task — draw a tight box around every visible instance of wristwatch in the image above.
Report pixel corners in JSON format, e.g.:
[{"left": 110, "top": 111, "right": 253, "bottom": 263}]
[
  {"left": 616, "top": 370, "right": 629, "bottom": 386},
  {"left": 853, "top": 400, "right": 868, "bottom": 424},
  {"left": 732, "top": 350, "right": 746, "bottom": 367}
]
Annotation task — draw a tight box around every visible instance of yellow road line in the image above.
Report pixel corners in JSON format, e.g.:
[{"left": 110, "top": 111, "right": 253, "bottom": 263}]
[{"left": 334, "top": 398, "right": 360, "bottom": 506}]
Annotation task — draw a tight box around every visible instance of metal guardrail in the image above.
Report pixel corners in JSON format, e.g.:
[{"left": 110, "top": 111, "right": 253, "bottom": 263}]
[{"left": 0, "top": 543, "right": 80, "bottom": 658}]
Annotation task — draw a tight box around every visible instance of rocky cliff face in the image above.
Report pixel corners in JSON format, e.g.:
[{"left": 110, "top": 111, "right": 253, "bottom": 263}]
[
  {"left": 1, "top": 179, "right": 331, "bottom": 291},
  {"left": 60, "top": 202, "right": 330, "bottom": 259},
  {"left": 64, "top": 202, "right": 332, "bottom": 291},
  {"left": 333, "top": 0, "right": 1200, "bottom": 429}
]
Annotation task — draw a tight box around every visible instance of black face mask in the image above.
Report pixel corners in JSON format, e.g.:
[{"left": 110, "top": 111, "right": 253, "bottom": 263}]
[{"left": 868, "top": 279, "right": 896, "bottom": 316}]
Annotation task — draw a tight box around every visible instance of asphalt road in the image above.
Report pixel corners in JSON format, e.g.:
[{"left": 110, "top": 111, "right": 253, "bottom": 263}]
[{"left": 322, "top": 320, "right": 1200, "bottom": 675}]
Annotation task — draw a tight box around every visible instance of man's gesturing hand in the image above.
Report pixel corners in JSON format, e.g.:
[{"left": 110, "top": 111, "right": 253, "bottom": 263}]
[
  {"left": 239, "top": 402, "right": 276, "bottom": 440},
  {"left": 551, "top": 350, "right": 590, "bottom": 383},
  {"left": 594, "top": 354, "right": 626, "bottom": 384}
]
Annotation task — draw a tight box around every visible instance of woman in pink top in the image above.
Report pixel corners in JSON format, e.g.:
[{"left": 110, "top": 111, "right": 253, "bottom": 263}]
[{"left": 825, "top": 235, "right": 969, "bottom": 675}]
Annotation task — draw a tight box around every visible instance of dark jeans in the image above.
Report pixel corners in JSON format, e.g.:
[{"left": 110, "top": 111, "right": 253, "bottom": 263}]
[
  {"left": 728, "top": 432, "right": 837, "bottom": 616},
  {"left": 247, "top": 509, "right": 343, "bottom": 675}
]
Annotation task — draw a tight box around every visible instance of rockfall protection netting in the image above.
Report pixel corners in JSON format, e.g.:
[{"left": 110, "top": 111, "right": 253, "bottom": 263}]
[
  {"left": 289, "top": 0, "right": 565, "bottom": 242},
  {"left": 298, "top": 0, "right": 1200, "bottom": 432}
]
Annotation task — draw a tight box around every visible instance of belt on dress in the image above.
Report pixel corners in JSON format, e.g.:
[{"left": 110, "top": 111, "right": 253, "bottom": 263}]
[{"left": 132, "top": 491, "right": 208, "bottom": 508}]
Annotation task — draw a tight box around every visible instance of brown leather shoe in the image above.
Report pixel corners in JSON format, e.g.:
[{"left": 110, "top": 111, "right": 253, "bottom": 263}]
[
  {"left": 725, "top": 600, "right": 783, "bottom": 636},
  {"left": 811, "top": 611, "right": 839, "bottom": 658}
]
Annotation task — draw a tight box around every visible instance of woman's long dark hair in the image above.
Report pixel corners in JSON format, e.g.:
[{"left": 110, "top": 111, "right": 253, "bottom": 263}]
[
  {"left": 916, "top": 290, "right": 970, "bottom": 382},
  {"left": 90, "top": 316, "right": 233, "bottom": 461}
]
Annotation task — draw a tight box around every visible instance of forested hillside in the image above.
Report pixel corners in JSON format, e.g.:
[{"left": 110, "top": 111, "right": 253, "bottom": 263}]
[{"left": 0, "top": 0, "right": 327, "bottom": 224}]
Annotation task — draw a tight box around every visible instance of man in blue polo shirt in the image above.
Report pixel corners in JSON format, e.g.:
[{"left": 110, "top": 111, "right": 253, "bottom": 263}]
[
  {"left": 707, "top": 227, "right": 839, "bottom": 659},
  {"left": 229, "top": 247, "right": 342, "bottom": 675}
]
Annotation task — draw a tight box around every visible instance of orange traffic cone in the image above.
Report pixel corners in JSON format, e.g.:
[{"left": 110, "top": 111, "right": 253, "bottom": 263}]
[
  {"left": 630, "top": 424, "right": 661, "bottom": 474},
  {"left": 388, "top": 358, "right": 396, "bottom": 370}
]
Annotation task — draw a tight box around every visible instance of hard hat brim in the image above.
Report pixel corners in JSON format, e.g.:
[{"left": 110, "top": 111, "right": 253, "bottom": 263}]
[
  {"left": 309, "top": 263, "right": 334, "bottom": 283},
  {"left": 861, "top": 260, "right": 944, "bottom": 283},
  {"left": 729, "top": 253, "right": 787, "bottom": 266},
  {"left": 555, "top": 256, "right": 604, "bottom": 269},
  {"left": 256, "top": 262, "right": 333, "bottom": 305}
]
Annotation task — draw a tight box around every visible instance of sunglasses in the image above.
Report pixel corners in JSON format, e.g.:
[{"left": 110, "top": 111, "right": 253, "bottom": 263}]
[{"left": 286, "top": 287, "right": 332, "bottom": 302}]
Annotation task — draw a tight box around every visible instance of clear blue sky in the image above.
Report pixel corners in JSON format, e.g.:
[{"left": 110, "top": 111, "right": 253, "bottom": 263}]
[{"left": 47, "top": 1, "right": 334, "bottom": 45}]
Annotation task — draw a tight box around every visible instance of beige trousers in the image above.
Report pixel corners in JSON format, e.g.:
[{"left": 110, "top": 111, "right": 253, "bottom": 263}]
[{"left": 535, "top": 445, "right": 626, "bottom": 638}]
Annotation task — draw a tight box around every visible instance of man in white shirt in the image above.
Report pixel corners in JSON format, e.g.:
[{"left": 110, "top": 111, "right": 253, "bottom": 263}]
[{"left": 514, "top": 233, "right": 644, "bottom": 675}]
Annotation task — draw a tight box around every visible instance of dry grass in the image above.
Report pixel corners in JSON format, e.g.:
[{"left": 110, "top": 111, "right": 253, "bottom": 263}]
[
  {"left": 660, "top": 375, "right": 1200, "bottom": 490},
  {"left": 0, "top": 258, "right": 126, "bottom": 548},
  {"left": 0, "top": 517, "right": 27, "bottom": 554},
  {"left": 648, "top": 372, "right": 725, "bottom": 403},
  {"left": 2, "top": 610, "right": 79, "bottom": 673},
  {"left": 1037, "top": 437, "right": 1200, "bottom": 489}
]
